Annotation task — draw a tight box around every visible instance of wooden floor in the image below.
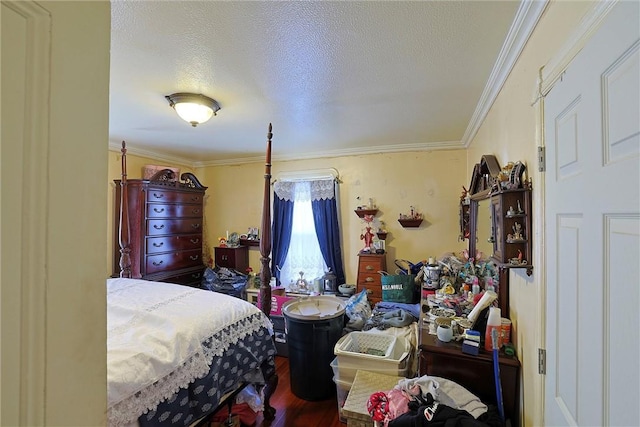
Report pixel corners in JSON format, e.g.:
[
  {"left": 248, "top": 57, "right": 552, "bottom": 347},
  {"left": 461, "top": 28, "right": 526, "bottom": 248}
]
[{"left": 252, "top": 356, "right": 344, "bottom": 427}]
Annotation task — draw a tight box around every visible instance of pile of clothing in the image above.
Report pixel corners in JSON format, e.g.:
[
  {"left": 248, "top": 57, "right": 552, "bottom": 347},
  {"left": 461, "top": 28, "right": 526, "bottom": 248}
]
[
  {"left": 367, "top": 376, "right": 504, "bottom": 427},
  {"left": 344, "top": 290, "right": 420, "bottom": 333}
]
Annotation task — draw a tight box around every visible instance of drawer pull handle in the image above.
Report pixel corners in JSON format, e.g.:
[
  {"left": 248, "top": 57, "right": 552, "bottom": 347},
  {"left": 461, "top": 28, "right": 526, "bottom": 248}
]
[
  {"left": 365, "top": 277, "right": 374, "bottom": 282},
  {"left": 192, "top": 209, "right": 200, "bottom": 214},
  {"left": 189, "top": 255, "right": 199, "bottom": 261},
  {"left": 366, "top": 289, "right": 372, "bottom": 294},
  {"left": 191, "top": 273, "right": 201, "bottom": 279},
  {"left": 365, "top": 265, "right": 374, "bottom": 271},
  {"left": 153, "top": 224, "right": 165, "bottom": 230},
  {"left": 153, "top": 208, "right": 165, "bottom": 213},
  {"left": 190, "top": 238, "right": 200, "bottom": 244},
  {"left": 191, "top": 223, "right": 201, "bottom": 229},
  {"left": 152, "top": 260, "right": 164, "bottom": 266},
  {"left": 152, "top": 193, "right": 164, "bottom": 199},
  {"left": 191, "top": 196, "right": 199, "bottom": 202},
  {"left": 152, "top": 242, "right": 164, "bottom": 247}
]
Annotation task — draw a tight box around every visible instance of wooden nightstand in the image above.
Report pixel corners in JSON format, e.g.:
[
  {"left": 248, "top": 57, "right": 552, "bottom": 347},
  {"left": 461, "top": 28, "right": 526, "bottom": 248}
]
[
  {"left": 356, "top": 253, "right": 386, "bottom": 306},
  {"left": 214, "top": 246, "right": 249, "bottom": 271},
  {"left": 419, "top": 329, "right": 520, "bottom": 426}
]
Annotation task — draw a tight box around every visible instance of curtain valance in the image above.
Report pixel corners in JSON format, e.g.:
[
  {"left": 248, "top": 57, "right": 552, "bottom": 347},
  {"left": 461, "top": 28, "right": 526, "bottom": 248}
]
[{"left": 274, "top": 179, "right": 335, "bottom": 202}]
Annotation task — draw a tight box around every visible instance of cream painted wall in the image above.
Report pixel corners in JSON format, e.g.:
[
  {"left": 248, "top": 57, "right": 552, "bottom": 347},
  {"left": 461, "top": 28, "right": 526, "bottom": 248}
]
[
  {"left": 466, "top": 1, "right": 596, "bottom": 426},
  {"left": 200, "top": 150, "right": 469, "bottom": 283}
]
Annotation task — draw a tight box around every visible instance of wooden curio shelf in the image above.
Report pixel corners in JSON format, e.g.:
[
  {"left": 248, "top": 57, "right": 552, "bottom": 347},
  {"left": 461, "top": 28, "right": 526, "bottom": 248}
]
[
  {"left": 239, "top": 238, "right": 260, "bottom": 247},
  {"left": 398, "top": 218, "right": 423, "bottom": 228},
  {"left": 354, "top": 209, "right": 378, "bottom": 218}
]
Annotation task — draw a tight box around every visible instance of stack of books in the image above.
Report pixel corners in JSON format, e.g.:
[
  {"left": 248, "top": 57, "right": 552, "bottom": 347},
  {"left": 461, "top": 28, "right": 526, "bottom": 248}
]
[{"left": 461, "top": 330, "right": 481, "bottom": 355}]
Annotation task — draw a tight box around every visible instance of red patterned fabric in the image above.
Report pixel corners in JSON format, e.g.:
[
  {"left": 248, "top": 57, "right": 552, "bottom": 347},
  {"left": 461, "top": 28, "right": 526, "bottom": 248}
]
[{"left": 367, "top": 391, "right": 389, "bottom": 422}]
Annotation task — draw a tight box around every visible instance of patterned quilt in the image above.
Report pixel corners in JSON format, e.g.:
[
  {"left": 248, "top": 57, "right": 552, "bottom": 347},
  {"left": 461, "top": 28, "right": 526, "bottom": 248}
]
[{"left": 107, "top": 278, "right": 275, "bottom": 426}]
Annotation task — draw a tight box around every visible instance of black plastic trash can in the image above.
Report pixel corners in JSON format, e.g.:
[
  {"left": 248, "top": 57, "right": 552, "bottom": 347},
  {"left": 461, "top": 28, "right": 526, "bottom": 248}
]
[{"left": 282, "top": 296, "right": 345, "bottom": 401}]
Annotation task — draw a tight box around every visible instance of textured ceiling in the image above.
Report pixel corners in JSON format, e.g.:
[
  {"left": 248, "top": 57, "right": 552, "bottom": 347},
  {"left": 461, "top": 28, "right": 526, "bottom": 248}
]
[{"left": 109, "top": 1, "right": 525, "bottom": 165}]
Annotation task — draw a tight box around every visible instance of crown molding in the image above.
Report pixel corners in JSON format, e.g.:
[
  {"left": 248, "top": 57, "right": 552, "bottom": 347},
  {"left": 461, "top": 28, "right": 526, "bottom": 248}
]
[
  {"left": 108, "top": 141, "right": 196, "bottom": 167},
  {"left": 110, "top": 140, "right": 465, "bottom": 168},
  {"left": 195, "top": 140, "right": 466, "bottom": 167},
  {"left": 463, "top": 0, "right": 549, "bottom": 148}
]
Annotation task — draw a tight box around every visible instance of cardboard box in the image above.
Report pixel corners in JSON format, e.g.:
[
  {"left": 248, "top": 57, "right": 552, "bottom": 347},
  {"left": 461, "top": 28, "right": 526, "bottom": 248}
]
[{"left": 257, "top": 294, "right": 295, "bottom": 316}]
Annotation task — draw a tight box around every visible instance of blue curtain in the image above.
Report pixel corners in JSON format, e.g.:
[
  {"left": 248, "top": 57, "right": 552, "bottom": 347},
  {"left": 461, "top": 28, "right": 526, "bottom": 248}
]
[
  {"left": 271, "top": 195, "right": 293, "bottom": 286},
  {"left": 312, "top": 191, "right": 346, "bottom": 286}
]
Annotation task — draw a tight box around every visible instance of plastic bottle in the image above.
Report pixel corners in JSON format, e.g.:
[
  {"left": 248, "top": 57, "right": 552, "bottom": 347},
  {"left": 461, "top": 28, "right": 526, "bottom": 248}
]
[{"left": 484, "top": 306, "right": 502, "bottom": 351}]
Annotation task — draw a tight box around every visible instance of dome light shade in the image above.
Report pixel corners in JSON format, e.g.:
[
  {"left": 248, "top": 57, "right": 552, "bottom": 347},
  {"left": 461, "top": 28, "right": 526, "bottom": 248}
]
[{"left": 165, "top": 93, "right": 220, "bottom": 127}]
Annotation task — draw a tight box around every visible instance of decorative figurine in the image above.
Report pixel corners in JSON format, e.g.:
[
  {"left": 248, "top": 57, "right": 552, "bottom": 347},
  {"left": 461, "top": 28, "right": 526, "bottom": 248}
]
[
  {"left": 512, "top": 223, "right": 524, "bottom": 241},
  {"left": 360, "top": 226, "right": 375, "bottom": 253}
]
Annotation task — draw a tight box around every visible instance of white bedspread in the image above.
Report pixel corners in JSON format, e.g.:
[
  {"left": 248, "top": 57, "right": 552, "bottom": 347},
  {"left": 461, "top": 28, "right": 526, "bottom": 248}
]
[{"left": 107, "top": 278, "right": 272, "bottom": 426}]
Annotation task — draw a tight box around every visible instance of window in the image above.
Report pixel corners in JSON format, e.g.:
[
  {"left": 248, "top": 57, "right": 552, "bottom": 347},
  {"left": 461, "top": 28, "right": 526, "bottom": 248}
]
[
  {"left": 272, "top": 172, "right": 345, "bottom": 291},
  {"left": 280, "top": 182, "right": 328, "bottom": 288}
]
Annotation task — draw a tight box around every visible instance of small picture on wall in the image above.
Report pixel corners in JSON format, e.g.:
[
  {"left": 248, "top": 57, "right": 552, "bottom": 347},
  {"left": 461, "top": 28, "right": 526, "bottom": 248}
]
[{"left": 247, "top": 227, "right": 259, "bottom": 240}]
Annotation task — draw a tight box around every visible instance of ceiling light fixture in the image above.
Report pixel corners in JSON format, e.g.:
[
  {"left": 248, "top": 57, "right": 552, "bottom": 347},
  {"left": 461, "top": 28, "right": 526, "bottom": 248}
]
[{"left": 165, "top": 92, "right": 221, "bottom": 127}]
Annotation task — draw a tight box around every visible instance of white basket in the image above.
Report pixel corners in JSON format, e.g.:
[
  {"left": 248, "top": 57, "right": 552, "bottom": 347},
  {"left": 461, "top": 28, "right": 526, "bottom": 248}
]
[
  {"left": 334, "top": 332, "right": 397, "bottom": 358},
  {"left": 331, "top": 356, "right": 409, "bottom": 384},
  {"left": 334, "top": 332, "right": 409, "bottom": 373}
]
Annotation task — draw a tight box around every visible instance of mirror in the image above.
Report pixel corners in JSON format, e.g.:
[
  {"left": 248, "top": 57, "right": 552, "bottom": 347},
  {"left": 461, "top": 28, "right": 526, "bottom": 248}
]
[
  {"left": 468, "top": 191, "right": 491, "bottom": 261},
  {"left": 466, "top": 154, "right": 510, "bottom": 317},
  {"left": 474, "top": 198, "right": 494, "bottom": 260}
]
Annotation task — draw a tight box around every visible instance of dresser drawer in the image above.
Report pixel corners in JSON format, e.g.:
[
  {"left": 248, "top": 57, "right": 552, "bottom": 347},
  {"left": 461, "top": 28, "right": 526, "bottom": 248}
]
[
  {"left": 146, "top": 189, "right": 204, "bottom": 204},
  {"left": 357, "top": 271, "right": 382, "bottom": 287},
  {"left": 146, "top": 234, "right": 202, "bottom": 254},
  {"left": 358, "top": 256, "right": 385, "bottom": 274},
  {"left": 147, "top": 219, "right": 202, "bottom": 236},
  {"left": 145, "top": 249, "right": 203, "bottom": 274},
  {"left": 146, "top": 203, "right": 203, "bottom": 219},
  {"left": 163, "top": 268, "right": 205, "bottom": 287},
  {"left": 357, "top": 283, "right": 382, "bottom": 300}
]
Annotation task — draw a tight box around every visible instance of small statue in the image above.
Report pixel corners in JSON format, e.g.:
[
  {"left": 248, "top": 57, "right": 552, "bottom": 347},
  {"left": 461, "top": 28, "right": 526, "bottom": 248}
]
[
  {"left": 360, "top": 226, "right": 375, "bottom": 252},
  {"left": 512, "top": 223, "right": 524, "bottom": 240}
]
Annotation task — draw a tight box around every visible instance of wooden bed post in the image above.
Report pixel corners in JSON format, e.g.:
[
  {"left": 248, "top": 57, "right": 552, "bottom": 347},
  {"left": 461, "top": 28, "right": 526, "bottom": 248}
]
[
  {"left": 258, "top": 124, "right": 273, "bottom": 318},
  {"left": 258, "top": 124, "right": 278, "bottom": 421},
  {"left": 118, "top": 141, "right": 132, "bottom": 278}
]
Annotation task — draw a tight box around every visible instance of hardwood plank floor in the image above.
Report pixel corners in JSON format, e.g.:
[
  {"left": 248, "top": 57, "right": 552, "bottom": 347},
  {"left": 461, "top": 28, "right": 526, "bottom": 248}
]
[{"left": 253, "top": 356, "right": 344, "bottom": 427}]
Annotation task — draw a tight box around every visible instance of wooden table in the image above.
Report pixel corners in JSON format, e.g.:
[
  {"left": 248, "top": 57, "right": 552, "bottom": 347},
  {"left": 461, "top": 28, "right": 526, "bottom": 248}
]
[{"left": 419, "top": 329, "right": 520, "bottom": 426}]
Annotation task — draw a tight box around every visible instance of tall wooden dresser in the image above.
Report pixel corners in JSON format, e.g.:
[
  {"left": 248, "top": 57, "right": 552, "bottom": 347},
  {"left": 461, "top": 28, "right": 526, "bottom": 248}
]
[
  {"left": 356, "top": 253, "right": 387, "bottom": 306},
  {"left": 112, "top": 172, "right": 207, "bottom": 287}
]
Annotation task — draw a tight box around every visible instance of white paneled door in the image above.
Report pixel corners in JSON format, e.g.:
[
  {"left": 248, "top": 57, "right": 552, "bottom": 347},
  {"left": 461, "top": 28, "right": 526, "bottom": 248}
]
[{"left": 544, "top": 2, "right": 639, "bottom": 426}]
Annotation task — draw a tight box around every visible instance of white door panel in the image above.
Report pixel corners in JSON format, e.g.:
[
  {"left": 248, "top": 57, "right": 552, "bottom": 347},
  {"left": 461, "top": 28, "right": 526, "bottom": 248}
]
[{"left": 544, "top": 1, "right": 639, "bottom": 426}]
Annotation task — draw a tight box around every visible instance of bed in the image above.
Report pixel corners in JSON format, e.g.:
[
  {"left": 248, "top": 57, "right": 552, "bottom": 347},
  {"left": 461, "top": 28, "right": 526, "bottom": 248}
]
[{"left": 109, "top": 125, "right": 278, "bottom": 426}]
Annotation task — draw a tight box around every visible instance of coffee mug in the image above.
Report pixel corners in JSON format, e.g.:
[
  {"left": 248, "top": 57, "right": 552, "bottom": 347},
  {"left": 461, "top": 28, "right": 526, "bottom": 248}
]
[{"left": 437, "top": 324, "right": 453, "bottom": 343}]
